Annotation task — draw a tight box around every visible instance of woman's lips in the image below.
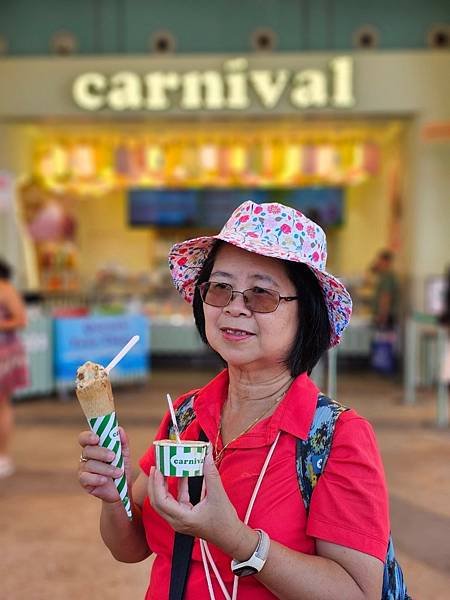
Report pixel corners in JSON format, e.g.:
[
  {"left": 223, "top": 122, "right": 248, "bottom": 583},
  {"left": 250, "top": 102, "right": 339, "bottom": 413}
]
[{"left": 220, "top": 327, "right": 255, "bottom": 341}]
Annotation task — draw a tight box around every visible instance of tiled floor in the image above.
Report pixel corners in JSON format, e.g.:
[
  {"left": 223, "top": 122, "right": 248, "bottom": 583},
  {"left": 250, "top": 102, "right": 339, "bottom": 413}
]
[{"left": 1, "top": 369, "right": 449, "bottom": 599}]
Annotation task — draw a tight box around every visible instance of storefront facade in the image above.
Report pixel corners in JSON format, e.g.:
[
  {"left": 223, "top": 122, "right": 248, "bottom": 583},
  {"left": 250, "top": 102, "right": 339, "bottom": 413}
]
[{"left": 0, "top": 51, "right": 449, "bottom": 316}]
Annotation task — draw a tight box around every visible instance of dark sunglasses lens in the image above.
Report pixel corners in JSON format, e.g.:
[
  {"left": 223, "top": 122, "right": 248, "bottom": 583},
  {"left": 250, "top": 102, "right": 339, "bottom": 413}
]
[
  {"left": 244, "top": 288, "right": 279, "bottom": 313},
  {"left": 201, "top": 282, "right": 232, "bottom": 307}
]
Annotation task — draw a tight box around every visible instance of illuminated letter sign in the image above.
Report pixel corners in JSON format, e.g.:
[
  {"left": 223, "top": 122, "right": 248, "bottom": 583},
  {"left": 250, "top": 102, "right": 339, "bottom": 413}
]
[
  {"left": 180, "top": 70, "right": 226, "bottom": 110},
  {"left": 291, "top": 69, "right": 328, "bottom": 108},
  {"left": 108, "top": 72, "right": 143, "bottom": 110},
  {"left": 224, "top": 58, "right": 251, "bottom": 109},
  {"left": 249, "top": 69, "right": 290, "bottom": 108},
  {"left": 73, "top": 73, "right": 107, "bottom": 111},
  {"left": 144, "top": 72, "right": 180, "bottom": 110},
  {"left": 72, "top": 57, "right": 355, "bottom": 112},
  {"left": 329, "top": 56, "right": 354, "bottom": 107}
]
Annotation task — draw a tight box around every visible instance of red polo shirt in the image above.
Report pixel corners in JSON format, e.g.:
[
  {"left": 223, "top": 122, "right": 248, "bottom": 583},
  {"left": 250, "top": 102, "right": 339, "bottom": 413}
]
[{"left": 139, "top": 370, "right": 389, "bottom": 600}]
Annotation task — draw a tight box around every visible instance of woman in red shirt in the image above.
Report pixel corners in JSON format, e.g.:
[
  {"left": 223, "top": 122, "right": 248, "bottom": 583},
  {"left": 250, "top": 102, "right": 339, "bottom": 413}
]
[{"left": 79, "top": 200, "right": 389, "bottom": 599}]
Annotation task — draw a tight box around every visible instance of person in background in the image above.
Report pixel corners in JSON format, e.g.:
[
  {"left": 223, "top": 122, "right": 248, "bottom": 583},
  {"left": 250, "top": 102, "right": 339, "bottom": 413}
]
[
  {"left": 78, "top": 201, "right": 393, "bottom": 599},
  {"left": 0, "top": 258, "right": 29, "bottom": 478},
  {"left": 369, "top": 250, "right": 401, "bottom": 375},
  {"left": 439, "top": 266, "right": 450, "bottom": 384},
  {"left": 372, "top": 250, "right": 400, "bottom": 331},
  {"left": 357, "top": 256, "right": 380, "bottom": 317}
]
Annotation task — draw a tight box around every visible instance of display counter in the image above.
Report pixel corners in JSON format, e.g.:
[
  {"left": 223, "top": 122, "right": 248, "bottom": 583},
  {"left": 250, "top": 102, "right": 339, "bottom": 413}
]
[
  {"left": 151, "top": 316, "right": 206, "bottom": 356},
  {"left": 13, "top": 297, "right": 375, "bottom": 400},
  {"left": 54, "top": 313, "right": 150, "bottom": 391},
  {"left": 14, "top": 312, "right": 54, "bottom": 399},
  {"left": 404, "top": 313, "right": 448, "bottom": 427},
  {"left": 150, "top": 314, "right": 373, "bottom": 358},
  {"left": 14, "top": 308, "right": 151, "bottom": 399},
  {"left": 338, "top": 315, "right": 372, "bottom": 356}
]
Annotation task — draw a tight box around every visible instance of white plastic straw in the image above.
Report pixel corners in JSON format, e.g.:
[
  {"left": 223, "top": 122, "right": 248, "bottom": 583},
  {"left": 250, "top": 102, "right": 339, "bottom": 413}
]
[
  {"left": 166, "top": 393, "right": 181, "bottom": 443},
  {"left": 105, "top": 335, "right": 140, "bottom": 374}
]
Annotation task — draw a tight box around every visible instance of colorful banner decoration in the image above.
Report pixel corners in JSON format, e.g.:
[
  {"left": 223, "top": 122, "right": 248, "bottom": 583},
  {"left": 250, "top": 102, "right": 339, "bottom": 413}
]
[{"left": 33, "top": 135, "right": 381, "bottom": 193}]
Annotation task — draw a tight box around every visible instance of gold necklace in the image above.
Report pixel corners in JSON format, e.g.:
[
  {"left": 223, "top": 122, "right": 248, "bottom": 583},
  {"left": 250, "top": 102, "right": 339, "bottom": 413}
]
[{"left": 213, "top": 390, "right": 288, "bottom": 466}]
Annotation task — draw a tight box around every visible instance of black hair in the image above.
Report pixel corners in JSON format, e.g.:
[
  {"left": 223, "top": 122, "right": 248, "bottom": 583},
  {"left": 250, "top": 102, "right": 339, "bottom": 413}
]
[
  {"left": 379, "top": 249, "right": 394, "bottom": 263},
  {"left": 0, "top": 258, "right": 12, "bottom": 281},
  {"left": 192, "top": 240, "right": 331, "bottom": 376}
]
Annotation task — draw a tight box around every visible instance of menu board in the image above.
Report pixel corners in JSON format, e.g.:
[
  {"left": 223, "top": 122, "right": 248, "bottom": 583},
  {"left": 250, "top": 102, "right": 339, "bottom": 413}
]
[
  {"left": 198, "top": 189, "right": 268, "bottom": 227},
  {"left": 128, "top": 187, "right": 344, "bottom": 228},
  {"left": 283, "top": 187, "right": 344, "bottom": 228},
  {"left": 128, "top": 189, "right": 197, "bottom": 226}
]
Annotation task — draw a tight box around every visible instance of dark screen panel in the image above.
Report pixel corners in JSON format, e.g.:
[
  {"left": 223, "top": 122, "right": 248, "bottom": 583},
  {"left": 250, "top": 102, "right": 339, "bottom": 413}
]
[
  {"left": 128, "top": 189, "right": 198, "bottom": 226},
  {"left": 199, "top": 189, "right": 268, "bottom": 227},
  {"left": 128, "top": 187, "right": 344, "bottom": 228}
]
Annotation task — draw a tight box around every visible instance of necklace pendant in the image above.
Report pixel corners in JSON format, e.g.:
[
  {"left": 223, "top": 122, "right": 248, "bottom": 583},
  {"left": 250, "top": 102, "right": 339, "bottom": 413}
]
[
  {"left": 213, "top": 447, "right": 225, "bottom": 467},
  {"left": 213, "top": 388, "right": 288, "bottom": 468}
]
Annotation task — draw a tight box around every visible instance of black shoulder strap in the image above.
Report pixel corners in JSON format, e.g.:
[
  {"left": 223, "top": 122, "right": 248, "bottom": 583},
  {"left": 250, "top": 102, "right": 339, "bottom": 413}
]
[{"left": 169, "top": 429, "right": 208, "bottom": 600}]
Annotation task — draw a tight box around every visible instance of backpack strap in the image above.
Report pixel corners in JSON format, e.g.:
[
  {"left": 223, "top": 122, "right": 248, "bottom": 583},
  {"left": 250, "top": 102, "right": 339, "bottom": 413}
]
[
  {"left": 296, "top": 393, "right": 411, "bottom": 600},
  {"left": 382, "top": 536, "right": 411, "bottom": 600},
  {"left": 168, "top": 392, "right": 207, "bottom": 600},
  {"left": 296, "top": 393, "right": 349, "bottom": 512},
  {"left": 169, "top": 393, "right": 198, "bottom": 439},
  {"left": 169, "top": 428, "right": 208, "bottom": 600}
]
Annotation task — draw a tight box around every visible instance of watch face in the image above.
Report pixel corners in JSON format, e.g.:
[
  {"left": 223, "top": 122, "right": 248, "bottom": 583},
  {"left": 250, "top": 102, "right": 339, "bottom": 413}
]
[{"left": 232, "top": 565, "right": 258, "bottom": 577}]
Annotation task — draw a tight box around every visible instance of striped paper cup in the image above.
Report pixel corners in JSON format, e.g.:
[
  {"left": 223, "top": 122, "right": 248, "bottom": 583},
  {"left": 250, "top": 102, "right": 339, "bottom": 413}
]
[{"left": 153, "top": 440, "right": 209, "bottom": 477}]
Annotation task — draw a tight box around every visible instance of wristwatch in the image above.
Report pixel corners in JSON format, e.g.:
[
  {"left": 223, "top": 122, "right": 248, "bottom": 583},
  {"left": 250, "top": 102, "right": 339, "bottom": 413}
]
[{"left": 231, "top": 529, "right": 270, "bottom": 577}]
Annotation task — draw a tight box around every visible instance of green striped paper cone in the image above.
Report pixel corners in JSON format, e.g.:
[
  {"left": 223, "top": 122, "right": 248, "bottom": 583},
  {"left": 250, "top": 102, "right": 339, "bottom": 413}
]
[
  {"left": 154, "top": 440, "right": 209, "bottom": 477},
  {"left": 88, "top": 412, "right": 132, "bottom": 519}
]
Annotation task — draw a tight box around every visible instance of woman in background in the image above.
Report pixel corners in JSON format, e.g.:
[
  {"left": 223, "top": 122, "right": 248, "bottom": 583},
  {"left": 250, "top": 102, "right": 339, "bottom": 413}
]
[
  {"left": 439, "top": 266, "right": 450, "bottom": 384},
  {"left": 0, "top": 258, "right": 28, "bottom": 478}
]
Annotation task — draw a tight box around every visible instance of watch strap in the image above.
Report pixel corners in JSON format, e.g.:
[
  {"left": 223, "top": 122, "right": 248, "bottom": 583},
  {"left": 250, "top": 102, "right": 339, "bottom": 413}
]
[{"left": 231, "top": 529, "right": 270, "bottom": 576}]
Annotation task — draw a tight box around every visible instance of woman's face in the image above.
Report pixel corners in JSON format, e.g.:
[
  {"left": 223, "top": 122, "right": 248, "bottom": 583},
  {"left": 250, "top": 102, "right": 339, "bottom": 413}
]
[{"left": 203, "top": 244, "right": 299, "bottom": 375}]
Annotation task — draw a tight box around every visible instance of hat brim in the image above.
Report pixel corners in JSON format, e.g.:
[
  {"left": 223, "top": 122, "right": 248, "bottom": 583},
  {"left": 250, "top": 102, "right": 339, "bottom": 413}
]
[{"left": 168, "top": 234, "right": 352, "bottom": 347}]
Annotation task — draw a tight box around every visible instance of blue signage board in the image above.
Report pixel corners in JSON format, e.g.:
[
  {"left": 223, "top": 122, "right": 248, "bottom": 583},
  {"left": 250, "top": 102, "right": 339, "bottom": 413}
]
[{"left": 54, "top": 314, "right": 150, "bottom": 389}]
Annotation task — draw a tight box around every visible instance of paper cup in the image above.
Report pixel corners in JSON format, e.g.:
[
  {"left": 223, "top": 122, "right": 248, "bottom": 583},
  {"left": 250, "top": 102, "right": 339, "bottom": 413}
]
[{"left": 153, "top": 440, "right": 209, "bottom": 477}]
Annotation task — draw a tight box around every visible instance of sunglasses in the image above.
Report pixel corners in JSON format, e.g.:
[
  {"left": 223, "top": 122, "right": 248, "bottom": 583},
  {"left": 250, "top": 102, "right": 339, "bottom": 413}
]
[{"left": 197, "top": 281, "right": 299, "bottom": 314}]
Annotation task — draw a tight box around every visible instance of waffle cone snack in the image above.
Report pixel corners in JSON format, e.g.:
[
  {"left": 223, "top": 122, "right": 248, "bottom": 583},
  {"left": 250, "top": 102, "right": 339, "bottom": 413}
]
[
  {"left": 76, "top": 361, "right": 132, "bottom": 519},
  {"left": 76, "top": 362, "right": 114, "bottom": 419}
]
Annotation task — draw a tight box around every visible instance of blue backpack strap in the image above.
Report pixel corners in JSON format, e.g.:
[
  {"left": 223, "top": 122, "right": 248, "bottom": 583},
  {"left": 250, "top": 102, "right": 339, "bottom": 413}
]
[
  {"left": 296, "top": 393, "right": 348, "bottom": 512},
  {"left": 168, "top": 393, "right": 197, "bottom": 439},
  {"left": 296, "top": 393, "right": 410, "bottom": 600},
  {"left": 382, "top": 536, "right": 411, "bottom": 600}
]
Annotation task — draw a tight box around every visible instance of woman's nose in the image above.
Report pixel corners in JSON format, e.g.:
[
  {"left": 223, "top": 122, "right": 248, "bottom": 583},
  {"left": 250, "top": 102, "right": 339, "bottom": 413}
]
[{"left": 224, "top": 291, "right": 251, "bottom": 315}]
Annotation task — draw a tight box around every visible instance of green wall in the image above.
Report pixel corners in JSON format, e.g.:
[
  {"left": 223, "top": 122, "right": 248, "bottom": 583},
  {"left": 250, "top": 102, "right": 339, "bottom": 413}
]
[{"left": 1, "top": 0, "right": 449, "bottom": 55}]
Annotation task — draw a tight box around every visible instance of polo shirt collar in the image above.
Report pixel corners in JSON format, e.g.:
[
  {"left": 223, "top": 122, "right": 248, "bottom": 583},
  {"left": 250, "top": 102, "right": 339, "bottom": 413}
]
[
  {"left": 193, "top": 369, "right": 228, "bottom": 442},
  {"left": 194, "top": 369, "right": 319, "bottom": 447},
  {"left": 271, "top": 372, "right": 319, "bottom": 440}
]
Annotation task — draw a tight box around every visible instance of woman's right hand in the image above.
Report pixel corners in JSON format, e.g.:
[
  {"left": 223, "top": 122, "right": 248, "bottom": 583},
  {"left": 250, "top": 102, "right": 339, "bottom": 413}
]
[{"left": 78, "top": 426, "right": 131, "bottom": 503}]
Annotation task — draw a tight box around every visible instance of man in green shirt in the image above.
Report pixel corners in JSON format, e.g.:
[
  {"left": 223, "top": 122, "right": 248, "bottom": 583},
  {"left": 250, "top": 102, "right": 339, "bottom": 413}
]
[{"left": 372, "top": 250, "right": 400, "bottom": 331}]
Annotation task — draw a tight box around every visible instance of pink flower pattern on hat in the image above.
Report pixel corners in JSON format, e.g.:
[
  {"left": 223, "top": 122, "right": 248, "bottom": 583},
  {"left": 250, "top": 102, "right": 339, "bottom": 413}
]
[{"left": 168, "top": 200, "right": 352, "bottom": 347}]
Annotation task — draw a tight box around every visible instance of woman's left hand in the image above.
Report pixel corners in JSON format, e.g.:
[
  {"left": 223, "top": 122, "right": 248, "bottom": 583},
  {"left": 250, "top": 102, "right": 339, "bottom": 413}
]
[{"left": 148, "top": 448, "right": 249, "bottom": 557}]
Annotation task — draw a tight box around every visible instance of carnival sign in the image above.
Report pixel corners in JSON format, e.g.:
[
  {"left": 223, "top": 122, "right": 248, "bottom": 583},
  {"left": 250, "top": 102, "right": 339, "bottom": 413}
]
[{"left": 72, "top": 56, "right": 354, "bottom": 112}]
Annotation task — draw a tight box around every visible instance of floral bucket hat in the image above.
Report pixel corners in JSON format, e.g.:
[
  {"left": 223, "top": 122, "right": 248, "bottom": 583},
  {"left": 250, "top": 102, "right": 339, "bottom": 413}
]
[{"left": 168, "top": 200, "right": 352, "bottom": 347}]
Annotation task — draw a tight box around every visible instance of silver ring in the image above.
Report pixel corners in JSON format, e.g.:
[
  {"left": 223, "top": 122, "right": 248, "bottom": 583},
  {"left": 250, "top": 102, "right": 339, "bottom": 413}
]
[{"left": 79, "top": 454, "right": 88, "bottom": 463}]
